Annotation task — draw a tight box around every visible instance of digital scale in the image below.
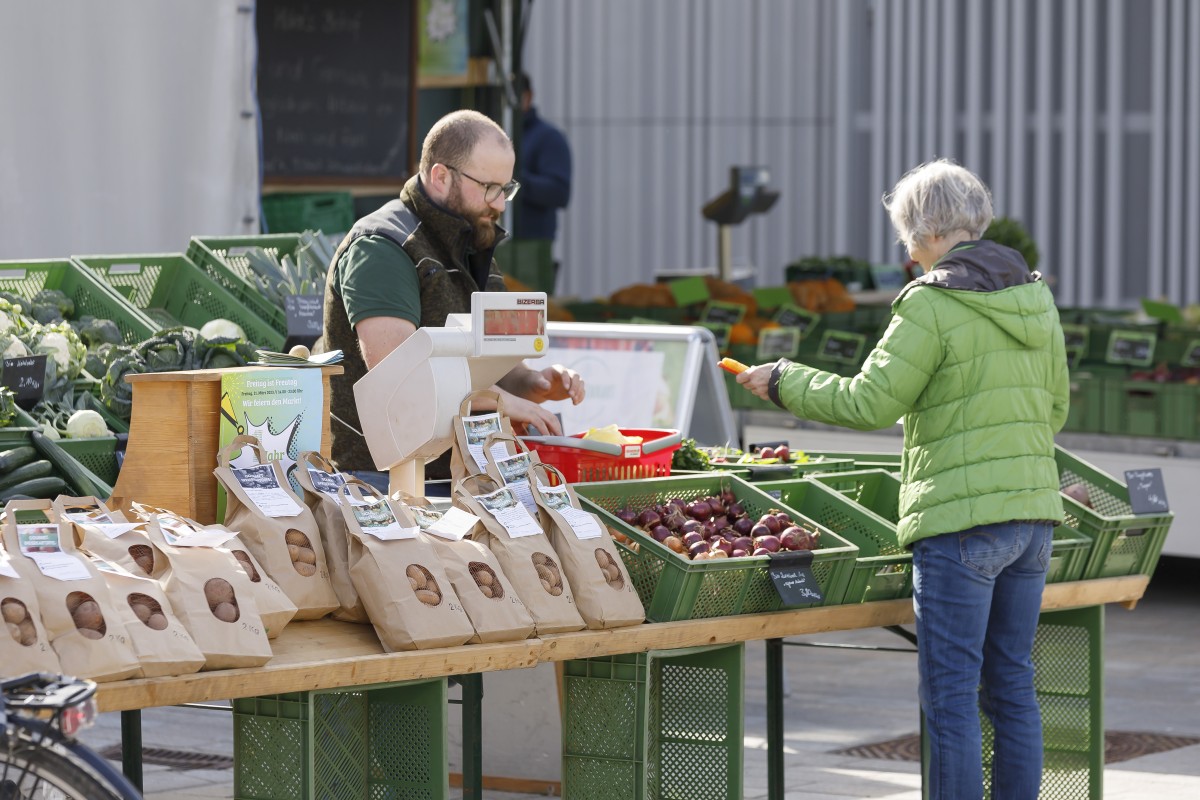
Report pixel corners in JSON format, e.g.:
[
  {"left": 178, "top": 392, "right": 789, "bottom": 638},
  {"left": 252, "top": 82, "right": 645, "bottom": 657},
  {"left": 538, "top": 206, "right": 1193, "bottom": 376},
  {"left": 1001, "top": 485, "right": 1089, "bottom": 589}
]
[{"left": 353, "top": 292, "right": 548, "bottom": 497}]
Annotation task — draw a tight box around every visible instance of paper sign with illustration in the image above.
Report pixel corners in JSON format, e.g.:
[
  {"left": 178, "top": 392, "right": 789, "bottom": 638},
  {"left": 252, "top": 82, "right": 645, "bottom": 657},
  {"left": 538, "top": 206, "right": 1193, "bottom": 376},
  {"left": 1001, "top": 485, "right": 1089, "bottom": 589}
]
[
  {"left": 495, "top": 451, "right": 539, "bottom": 514},
  {"left": 306, "top": 468, "right": 369, "bottom": 506},
  {"left": 232, "top": 465, "right": 304, "bottom": 518},
  {"left": 413, "top": 505, "right": 478, "bottom": 541},
  {"left": 462, "top": 413, "right": 510, "bottom": 472},
  {"left": 351, "top": 498, "right": 417, "bottom": 540},
  {"left": 475, "top": 486, "right": 543, "bottom": 539},
  {"left": 18, "top": 525, "right": 89, "bottom": 581},
  {"left": 538, "top": 485, "right": 602, "bottom": 540}
]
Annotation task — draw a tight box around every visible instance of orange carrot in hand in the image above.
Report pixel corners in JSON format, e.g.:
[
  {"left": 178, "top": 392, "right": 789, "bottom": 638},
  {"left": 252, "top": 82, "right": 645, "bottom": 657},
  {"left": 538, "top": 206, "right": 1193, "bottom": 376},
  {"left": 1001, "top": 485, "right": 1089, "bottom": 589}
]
[{"left": 719, "top": 357, "right": 749, "bottom": 374}]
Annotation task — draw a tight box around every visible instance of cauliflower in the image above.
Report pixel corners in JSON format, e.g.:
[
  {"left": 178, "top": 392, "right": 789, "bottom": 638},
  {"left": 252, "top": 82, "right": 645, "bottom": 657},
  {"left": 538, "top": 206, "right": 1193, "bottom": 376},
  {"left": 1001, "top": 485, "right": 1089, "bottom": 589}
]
[
  {"left": 23, "top": 322, "right": 88, "bottom": 379},
  {"left": 199, "top": 318, "right": 246, "bottom": 343},
  {"left": 0, "top": 299, "right": 28, "bottom": 335},
  {"left": 65, "top": 409, "right": 109, "bottom": 439},
  {"left": 0, "top": 333, "right": 29, "bottom": 360}
]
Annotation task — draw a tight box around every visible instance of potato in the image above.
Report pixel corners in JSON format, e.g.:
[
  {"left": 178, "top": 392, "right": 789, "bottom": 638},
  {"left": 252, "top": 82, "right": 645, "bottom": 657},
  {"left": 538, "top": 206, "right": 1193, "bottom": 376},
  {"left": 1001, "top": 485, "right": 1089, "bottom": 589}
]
[
  {"left": 131, "top": 602, "right": 153, "bottom": 623},
  {"left": 6, "top": 621, "right": 22, "bottom": 642},
  {"left": 532, "top": 552, "right": 549, "bottom": 567},
  {"left": 293, "top": 561, "right": 317, "bottom": 577},
  {"left": 204, "top": 578, "right": 236, "bottom": 607},
  {"left": 593, "top": 549, "right": 610, "bottom": 568},
  {"left": 295, "top": 547, "right": 317, "bottom": 565},
  {"left": 478, "top": 584, "right": 494, "bottom": 599},
  {"left": 284, "top": 529, "right": 310, "bottom": 547},
  {"left": 18, "top": 619, "right": 38, "bottom": 646},
  {"left": 231, "top": 550, "right": 261, "bottom": 582},
  {"left": 2, "top": 599, "right": 26, "bottom": 625},
  {"left": 548, "top": 584, "right": 563, "bottom": 597},
  {"left": 146, "top": 613, "right": 169, "bottom": 631},
  {"left": 289, "top": 344, "right": 311, "bottom": 359},
  {"left": 78, "top": 627, "right": 105, "bottom": 640},
  {"left": 470, "top": 564, "right": 494, "bottom": 586},
  {"left": 66, "top": 591, "right": 88, "bottom": 615},
  {"left": 287, "top": 543, "right": 302, "bottom": 561},
  {"left": 539, "top": 578, "right": 553, "bottom": 593},
  {"left": 127, "top": 544, "right": 155, "bottom": 575},
  {"left": 605, "top": 564, "right": 623, "bottom": 584},
  {"left": 72, "top": 600, "right": 103, "bottom": 631},
  {"left": 414, "top": 589, "right": 441, "bottom": 606},
  {"left": 534, "top": 564, "right": 557, "bottom": 586},
  {"left": 213, "top": 601, "right": 239, "bottom": 623}
]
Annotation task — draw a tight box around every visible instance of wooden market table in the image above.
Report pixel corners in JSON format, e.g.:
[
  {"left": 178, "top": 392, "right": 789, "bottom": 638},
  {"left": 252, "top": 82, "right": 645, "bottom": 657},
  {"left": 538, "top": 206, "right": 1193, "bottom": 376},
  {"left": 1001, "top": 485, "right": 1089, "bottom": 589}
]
[{"left": 96, "top": 574, "right": 1148, "bottom": 800}]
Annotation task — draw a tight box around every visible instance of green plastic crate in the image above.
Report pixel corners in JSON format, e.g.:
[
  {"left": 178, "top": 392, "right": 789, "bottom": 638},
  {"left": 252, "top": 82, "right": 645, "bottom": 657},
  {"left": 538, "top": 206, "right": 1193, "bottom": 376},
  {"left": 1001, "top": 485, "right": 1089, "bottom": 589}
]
[
  {"left": 921, "top": 605, "right": 1105, "bottom": 799},
  {"left": 233, "top": 678, "right": 447, "bottom": 800},
  {"left": 74, "top": 253, "right": 285, "bottom": 351},
  {"left": 1064, "top": 371, "right": 1110, "bottom": 434},
  {"left": 57, "top": 436, "right": 119, "bottom": 487},
  {"left": 1045, "top": 525, "right": 1093, "bottom": 584},
  {"left": 562, "top": 643, "right": 744, "bottom": 800},
  {"left": 687, "top": 456, "right": 856, "bottom": 483},
  {"left": 757, "top": 477, "right": 911, "bottom": 604},
  {"left": 494, "top": 238, "right": 556, "bottom": 294},
  {"left": 575, "top": 474, "right": 857, "bottom": 621},
  {"left": 0, "top": 406, "right": 42, "bottom": 448},
  {"left": 1055, "top": 446, "right": 1173, "bottom": 580},
  {"left": 261, "top": 192, "right": 354, "bottom": 236},
  {"left": 1101, "top": 379, "right": 1192, "bottom": 439},
  {"left": 186, "top": 234, "right": 306, "bottom": 335},
  {"left": 0, "top": 258, "right": 157, "bottom": 346}
]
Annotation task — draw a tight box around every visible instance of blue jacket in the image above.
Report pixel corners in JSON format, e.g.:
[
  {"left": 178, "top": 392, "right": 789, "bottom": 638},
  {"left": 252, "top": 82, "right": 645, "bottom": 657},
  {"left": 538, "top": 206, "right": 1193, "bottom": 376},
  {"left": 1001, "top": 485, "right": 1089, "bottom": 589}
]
[{"left": 516, "top": 107, "right": 571, "bottom": 241}]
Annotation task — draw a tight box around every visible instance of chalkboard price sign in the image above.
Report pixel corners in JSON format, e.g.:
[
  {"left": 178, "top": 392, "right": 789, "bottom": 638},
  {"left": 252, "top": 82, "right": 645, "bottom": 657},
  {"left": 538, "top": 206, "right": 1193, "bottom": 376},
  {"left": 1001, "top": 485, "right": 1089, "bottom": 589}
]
[
  {"left": 1105, "top": 330, "right": 1156, "bottom": 367},
  {"left": 1181, "top": 339, "right": 1200, "bottom": 368},
  {"left": 285, "top": 294, "right": 324, "bottom": 350},
  {"left": 773, "top": 304, "right": 819, "bottom": 337},
  {"left": 700, "top": 322, "right": 731, "bottom": 351},
  {"left": 1123, "top": 468, "right": 1169, "bottom": 515},
  {"left": 756, "top": 327, "right": 801, "bottom": 361},
  {"left": 1, "top": 354, "right": 48, "bottom": 410},
  {"left": 818, "top": 331, "right": 866, "bottom": 365},
  {"left": 257, "top": 0, "right": 416, "bottom": 182},
  {"left": 768, "top": 550, "right": 824, "bottom": 606},
  {"left": 701, "top": 301, "right": 746, "bottom": 326}
]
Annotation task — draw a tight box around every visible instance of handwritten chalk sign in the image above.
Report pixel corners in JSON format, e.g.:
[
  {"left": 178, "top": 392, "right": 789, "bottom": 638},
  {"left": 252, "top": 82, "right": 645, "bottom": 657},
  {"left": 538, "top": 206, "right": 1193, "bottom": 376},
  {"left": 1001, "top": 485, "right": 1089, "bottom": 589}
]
[
  {"left": 284, "top": 294, "right": 323, "bottom": 349},
  {"left": 818, "top": 330, "right": 867, "bottom": 365},
  {"left": 1, "top": 354, "right": 48, "bottom": 410},
  {"left": 1124, "top": 468, "right": 1169, "bottom": 515},
  {"left": 1181, "top": 339, "right": 1200, "bottom": 368},
  {"left": 701, "top": 301, "right": 746, "bottom": 326},
  {"left": 773, "top": 304, "right": 819, "bottom": 337},
  {"left": 768, "top": 549, "right": 823, "bottom": 606},
  {"left": 1106, "top": 330, "right": 1157, "bottom": 367},
  {"left": 701, "top": 322, "right": 731, "bottom": 351},
  {"left": 756, "top": 327, "right": 801, "bottom": 361}
]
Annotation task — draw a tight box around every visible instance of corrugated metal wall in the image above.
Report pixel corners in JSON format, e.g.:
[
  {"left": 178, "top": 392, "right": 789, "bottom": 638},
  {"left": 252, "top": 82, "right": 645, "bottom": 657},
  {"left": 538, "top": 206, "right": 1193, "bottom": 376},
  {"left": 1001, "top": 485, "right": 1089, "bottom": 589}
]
[{"left": 523, "top": 0, "right": 1200, "bottom": 309}]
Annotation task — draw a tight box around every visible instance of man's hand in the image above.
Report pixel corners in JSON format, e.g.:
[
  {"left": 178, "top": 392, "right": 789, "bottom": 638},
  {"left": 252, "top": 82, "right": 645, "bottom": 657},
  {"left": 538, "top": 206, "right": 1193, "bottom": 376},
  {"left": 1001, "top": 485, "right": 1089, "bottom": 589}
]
[
  {"left": 500, "top": 364, "right": 585, "bottom": 405},
  {"left": 736, "top": 362, "right": 775, "bottom": 402}
]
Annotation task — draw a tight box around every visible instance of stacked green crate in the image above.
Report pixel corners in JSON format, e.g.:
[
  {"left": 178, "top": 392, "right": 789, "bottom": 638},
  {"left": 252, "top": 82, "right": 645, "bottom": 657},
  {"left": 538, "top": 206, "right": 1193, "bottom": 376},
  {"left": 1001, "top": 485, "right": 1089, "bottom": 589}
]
[
  {"left": 562, "top": 643, "right": 744, "bottom": 800},
  {"left": 74, "top": 253, "right": 285, "bottom": 350},
  {"left": 233, "top": 678, "right": 448, "bottom": 800},
  {"left": 261, "top": 192, "right": 354, "bottom": 236},
  {"left": 186, "top": 234, "right": 305, "bottom": 337}
]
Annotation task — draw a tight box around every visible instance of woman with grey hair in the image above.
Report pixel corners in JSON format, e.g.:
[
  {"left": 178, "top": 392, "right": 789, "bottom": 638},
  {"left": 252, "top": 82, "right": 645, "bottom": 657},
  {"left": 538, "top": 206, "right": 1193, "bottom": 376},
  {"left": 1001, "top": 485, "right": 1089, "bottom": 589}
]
[{"left": 735, "top": 158, "right": 1069, "bottom": 799}]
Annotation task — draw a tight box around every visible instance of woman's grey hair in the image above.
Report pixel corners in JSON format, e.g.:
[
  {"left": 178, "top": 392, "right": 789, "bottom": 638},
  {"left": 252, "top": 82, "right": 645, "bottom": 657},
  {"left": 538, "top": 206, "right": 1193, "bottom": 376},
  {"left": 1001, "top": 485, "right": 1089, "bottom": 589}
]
[
  {"left": 881, "top": 159, "right": 994, "bottom": 250},
  {"left": 419, "top": 110, "right": 511, "bottom": 179}
]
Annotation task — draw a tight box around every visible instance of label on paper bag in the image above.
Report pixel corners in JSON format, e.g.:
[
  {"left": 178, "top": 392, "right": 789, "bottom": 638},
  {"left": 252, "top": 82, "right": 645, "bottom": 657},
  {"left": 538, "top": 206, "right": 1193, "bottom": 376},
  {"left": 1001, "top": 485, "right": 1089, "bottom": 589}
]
[
  {"left": 18, "top": 527, "right": 89, "bottom": 581},
  {"left": 308, "top": 468, "right": 369, "bottom": 506},
  {"left": 233, "top": 464, "right": 304, "bottom": 518},
  {"left": 539, "top": 485, "right": 602, "bottom": 540},
  {"left": 476, "top": 487, "right": 543, "bottom": 538},
  {"left": 65, "top": 510, "right": 115, "bottom": 525},
  {"left": 413, "top": 506, "right": 478, "bottom": 541},
  {"left": 495, "top": 451, "right": 539, "bottom": 514},
  {"left": 87, "top": 523, "right": 146, "bottom": 540},
  {"left": 352, "top": 498, "right": 416, "bottom": 540},
  {"left": 169, "top": 527, "right": 240, "bottom": 548},
  {"left": 463, "top": 413, "right": 508, "bottom": 472}
]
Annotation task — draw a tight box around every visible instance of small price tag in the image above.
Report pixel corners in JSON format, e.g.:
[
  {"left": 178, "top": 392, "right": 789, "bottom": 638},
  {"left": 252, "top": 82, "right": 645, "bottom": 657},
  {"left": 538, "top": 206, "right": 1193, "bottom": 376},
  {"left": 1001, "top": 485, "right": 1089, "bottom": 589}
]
[
  {"left": 1124, "top": 468, "right": 1169, "bottom": 515},
  {"left": 772, "top": 304, "right": 819, "bottom": 336},
  {"left": 284, "top": 294, "right": 324, "bottom": 349},
  {"left": 701, "top": 301, "right": 746, "bottom": 326},
  {"left": 767, "top": 550, "right": 823, "bottom": 606},
  {"left": 756, "top": 327, "right": 801, "bottom": 361},
  {"left": 1105, "top": 330, "right": 1156, "bottom": 367},
  {"left": 2, "top": 354, "right": 48, "bottom": 410},
  {"left": 1180, "top": 339, "right": 1200, "bottom": 369},
  {"left": 818, "top": 331, "right": 866, "bottom": 364}
]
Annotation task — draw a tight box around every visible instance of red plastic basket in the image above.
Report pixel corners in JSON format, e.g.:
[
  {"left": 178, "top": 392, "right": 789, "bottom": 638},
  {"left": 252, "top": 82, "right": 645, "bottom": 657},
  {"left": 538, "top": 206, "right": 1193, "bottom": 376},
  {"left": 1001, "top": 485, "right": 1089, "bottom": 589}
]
[{"left": 521, "top": 428, "right": 682, "bottom": 483}]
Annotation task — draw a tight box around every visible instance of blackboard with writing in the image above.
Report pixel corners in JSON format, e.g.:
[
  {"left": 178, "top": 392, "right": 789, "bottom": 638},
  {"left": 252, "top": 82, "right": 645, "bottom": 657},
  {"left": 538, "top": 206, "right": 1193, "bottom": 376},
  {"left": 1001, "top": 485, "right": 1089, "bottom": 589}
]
[
  {"left": 768, "top": 550, "right": 824, "bottom": 606},
  {"left": 1124, "top": 468, "right": 1169, "bottom": 515},
  {"left": 257, "top": 0, "right": 416, "bottom": 182},
  {"left": 819, "top": 331, "right": 866, "bottom": 365},
  {"left": 1182, "top": 339, "right": 1200, "bottom": 368},
  {"left": 284, "top": 294, "right": 324, "bottom": 349},
  {"left": 1105, "top": 330, "right": 1156, "bottom": 367},
  {"left": 773, "top": 304, "right": 819, "bottom": 337},
  {"left": 1, "top": 354, "right": 47, "bottom": 410}
]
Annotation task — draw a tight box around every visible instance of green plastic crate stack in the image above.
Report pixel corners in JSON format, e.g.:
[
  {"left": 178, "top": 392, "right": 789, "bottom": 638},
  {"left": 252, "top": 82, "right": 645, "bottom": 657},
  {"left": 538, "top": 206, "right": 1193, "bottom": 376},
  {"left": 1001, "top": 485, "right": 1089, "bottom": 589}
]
[
  {"left": 804, "top": 449, "right": 902, "bottom": 474},
  {"left": 261, "top": 192, "right": 354, "bottom": 236},
  {"left": 57, "top": 436, "right": 120, "bottom": 488},
  {"left": 575, "top": 474, "right": 857, "bottom": 621},
  {"left": 686, "top": 455, "right": 856, "bottom": 483},
  {"left": 0, "top": 258, "right": 157, "bottom": 346},
  {"left": 73, "top": 253, "right": 285, "bottom": 351},
  {"left": 1101, "top": 378, "right": 1193, "bottom": 439},
  {"left": 562, "top": 643, "right": 744, "bottom": 800},
  {"left": 921, "top": 606, "right": 1105, "bottom": 799},
  {"left": 757, "top": 476, "right": 911, "bottom": 604},
  {"left": 1055, "top": 446, "right": 1172, "bottom": 580},
  {"left": 233, "top": 678, "right": 448, "bottom": 800}
]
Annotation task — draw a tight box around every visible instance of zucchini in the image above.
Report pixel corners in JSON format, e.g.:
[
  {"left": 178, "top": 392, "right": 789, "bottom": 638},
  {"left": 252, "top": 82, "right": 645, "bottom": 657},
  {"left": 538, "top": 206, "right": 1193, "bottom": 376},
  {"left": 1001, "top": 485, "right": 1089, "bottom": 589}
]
[
  {"left": 0, "top": 446, "right": 38, "bottom": 473},
  {"left": 30, "top": 431, "right": 103, "bottom": 499},
  {"left": 0, "top": 476, "right": 68, "bottom": 501},
  {"left": 0, "top": 460, "right": 53, "bottom": 493}
]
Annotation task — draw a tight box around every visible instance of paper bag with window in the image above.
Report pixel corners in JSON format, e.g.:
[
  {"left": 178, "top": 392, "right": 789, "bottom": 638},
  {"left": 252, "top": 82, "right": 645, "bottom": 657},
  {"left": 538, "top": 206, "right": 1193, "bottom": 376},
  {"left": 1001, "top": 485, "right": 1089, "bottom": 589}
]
[{"left": 449, "top": 390, "right": 520, "bottom": 485}]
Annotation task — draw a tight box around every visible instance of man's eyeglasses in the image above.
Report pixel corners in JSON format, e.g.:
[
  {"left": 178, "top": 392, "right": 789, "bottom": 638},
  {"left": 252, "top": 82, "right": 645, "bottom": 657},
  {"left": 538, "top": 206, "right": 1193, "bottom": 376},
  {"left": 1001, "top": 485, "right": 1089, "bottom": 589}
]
[{"left": 446, "top": 165, "right": 521, "bottom": 203}]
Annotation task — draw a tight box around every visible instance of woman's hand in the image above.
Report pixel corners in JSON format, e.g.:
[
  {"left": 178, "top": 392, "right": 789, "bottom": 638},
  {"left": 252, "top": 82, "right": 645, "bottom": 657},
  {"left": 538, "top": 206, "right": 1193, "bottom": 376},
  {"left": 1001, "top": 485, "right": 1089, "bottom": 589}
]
[
  {"left": 495, "top": 388, "right": 566, "bottom": 436},
  {"left": 736, "top": 362, "right": 775, "bottom": 402},
  {"left": 501, "top": 364, "right": 585, "bottom": 405}
]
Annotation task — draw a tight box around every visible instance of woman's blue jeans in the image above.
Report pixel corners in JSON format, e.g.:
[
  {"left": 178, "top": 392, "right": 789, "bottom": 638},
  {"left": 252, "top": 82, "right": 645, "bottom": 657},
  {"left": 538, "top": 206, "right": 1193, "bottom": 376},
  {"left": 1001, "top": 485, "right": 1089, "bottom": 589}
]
[{"left": 912, "top": 520, "right": 1053, "bottom": 800}]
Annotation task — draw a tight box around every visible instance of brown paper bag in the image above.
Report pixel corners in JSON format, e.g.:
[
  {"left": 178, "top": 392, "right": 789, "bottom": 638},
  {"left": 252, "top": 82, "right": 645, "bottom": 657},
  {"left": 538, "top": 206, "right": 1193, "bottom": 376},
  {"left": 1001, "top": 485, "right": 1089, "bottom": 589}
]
[
  {"left": 87, "top": 557, "right": 206, "bottom": 678},
  {"left": 214, "top": 435, "right": 339, "bottom": 620},
  {"left": 449, "top": 390, "right": 518, "bottom": 485},
  {"left": 453, "top": 475, "right": 585, "bottom": 635},
  {"left": 338, "top": 481, "right": 475, "bottom": 651},
  {"left": 527, "top": 464, "right": 645, "bottom": 630},
  {"left": 481, "top": 432, "right": 546, "bottom": 518},
  {"left": 123, "top": 503, "right": 297, "bottom": 639},
  {"left": 1, "top": 500, "right": 142, "bottom": 682},
  {"left": 1, "top": 541, "right": 63, "bottom": 676},
  {"left": 142, "top": 515, "right": 273, "bottom": 669},
  {"left": 293, "top": 452, "right": 369, "bottom": 623},
  {"left": 395, "top": 492, "right": 535, "bottom": 644},
  {"left": 55, "top": 496, "right": 169, "bottom": 580}
]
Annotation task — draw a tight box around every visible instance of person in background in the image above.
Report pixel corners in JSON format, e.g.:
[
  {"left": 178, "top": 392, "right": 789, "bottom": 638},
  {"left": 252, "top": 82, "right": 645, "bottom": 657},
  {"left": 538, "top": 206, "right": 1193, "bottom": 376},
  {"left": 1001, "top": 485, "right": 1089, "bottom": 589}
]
[
  {"left": 316, "top": 109, "right": 584, "bottom": 492},
  {"left": 512, "top": 71, "right": 572, "bottom": 245},
  {"left": 734, "top": 159, "right": 1069, "bottom": 799}
]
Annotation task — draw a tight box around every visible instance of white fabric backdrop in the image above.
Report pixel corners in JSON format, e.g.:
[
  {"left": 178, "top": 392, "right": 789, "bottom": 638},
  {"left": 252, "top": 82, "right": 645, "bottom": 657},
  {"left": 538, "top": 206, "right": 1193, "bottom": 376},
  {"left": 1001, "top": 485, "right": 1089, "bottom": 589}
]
[{"left": 0, "top": 0, "right": 259, "bottom": 260}]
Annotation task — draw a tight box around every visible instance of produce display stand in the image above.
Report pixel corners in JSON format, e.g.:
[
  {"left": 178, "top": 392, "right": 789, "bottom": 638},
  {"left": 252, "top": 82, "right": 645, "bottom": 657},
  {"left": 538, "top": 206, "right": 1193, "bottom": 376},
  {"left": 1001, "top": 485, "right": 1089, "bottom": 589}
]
[{"left": 93, "top": 575, "right": 1148, "bottom": 800}]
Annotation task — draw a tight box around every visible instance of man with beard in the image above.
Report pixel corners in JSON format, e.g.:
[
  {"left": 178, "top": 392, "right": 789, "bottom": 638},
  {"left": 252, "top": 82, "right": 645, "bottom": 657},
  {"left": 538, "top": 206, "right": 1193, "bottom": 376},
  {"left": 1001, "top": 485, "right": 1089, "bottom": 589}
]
[{"left": 317, "top": 110, "right": 584, "bottom": 490}]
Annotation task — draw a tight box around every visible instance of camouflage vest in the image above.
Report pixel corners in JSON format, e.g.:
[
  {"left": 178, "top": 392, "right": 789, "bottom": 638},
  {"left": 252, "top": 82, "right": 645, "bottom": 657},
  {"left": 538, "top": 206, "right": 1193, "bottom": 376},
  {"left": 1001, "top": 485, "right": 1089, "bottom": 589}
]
[{"left": 317, "top": 175, "right": 507, "bottom": 474}]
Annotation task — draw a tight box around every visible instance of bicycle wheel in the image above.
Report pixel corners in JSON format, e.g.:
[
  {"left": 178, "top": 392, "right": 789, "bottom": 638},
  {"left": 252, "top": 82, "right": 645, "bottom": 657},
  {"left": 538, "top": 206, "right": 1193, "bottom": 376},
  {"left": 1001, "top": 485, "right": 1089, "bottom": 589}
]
[{"left": 2, "top": 719, "right": 140, "bottom": 800}]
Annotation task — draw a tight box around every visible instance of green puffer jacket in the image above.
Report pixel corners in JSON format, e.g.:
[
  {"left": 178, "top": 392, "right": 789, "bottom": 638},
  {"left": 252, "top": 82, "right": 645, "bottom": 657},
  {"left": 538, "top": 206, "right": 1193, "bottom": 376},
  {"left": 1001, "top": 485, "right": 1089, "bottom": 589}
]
[{"left": 768, "top": 240, "right": 1070, "bottom": 547}]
